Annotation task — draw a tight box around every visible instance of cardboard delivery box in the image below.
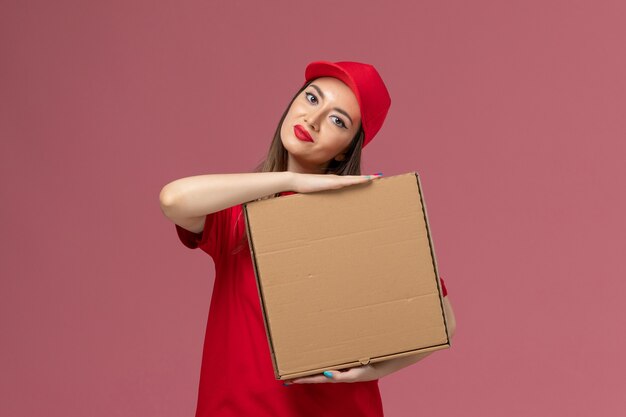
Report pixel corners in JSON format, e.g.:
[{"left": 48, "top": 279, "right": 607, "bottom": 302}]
[{"left": 242, "top": 172, "right": 450, "bottom": 380}]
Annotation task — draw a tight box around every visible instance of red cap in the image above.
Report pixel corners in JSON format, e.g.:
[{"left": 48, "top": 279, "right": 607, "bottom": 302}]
[{"left": 304, "top": 60, "right": 391, "bottom": 149}]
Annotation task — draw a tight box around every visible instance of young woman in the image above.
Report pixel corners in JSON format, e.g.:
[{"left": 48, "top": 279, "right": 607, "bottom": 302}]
[{"left": 159, "top": 60, "right": 456, "bottom": 417}]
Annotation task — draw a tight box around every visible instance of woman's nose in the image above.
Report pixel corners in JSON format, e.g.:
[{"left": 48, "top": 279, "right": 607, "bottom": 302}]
[{"left": 304, "top": 109, "right": 323, "bottom": 130}]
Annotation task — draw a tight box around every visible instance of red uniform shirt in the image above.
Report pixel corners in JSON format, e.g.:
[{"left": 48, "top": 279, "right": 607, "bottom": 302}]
[{"left": 175, "top": 191, "right": 448, "bottom": 417}]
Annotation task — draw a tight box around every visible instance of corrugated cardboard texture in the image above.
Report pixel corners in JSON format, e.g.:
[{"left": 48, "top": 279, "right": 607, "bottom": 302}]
[{"left": 243, "top": 172, "right": 449, "bottom": 379}]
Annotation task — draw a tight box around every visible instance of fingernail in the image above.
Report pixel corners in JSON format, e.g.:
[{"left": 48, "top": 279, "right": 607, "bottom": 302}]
[
  {"left": 375, "top": 172, "right": 384, "bottom": 177},
  {"left": 283, "top": 382, "right": 290, "bottom": 386},
  {"left": 323, "top": 371, "right": 333, "bottom": 378}
]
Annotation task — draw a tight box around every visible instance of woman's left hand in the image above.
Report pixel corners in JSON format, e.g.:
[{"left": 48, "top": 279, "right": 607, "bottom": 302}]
[{"left": 283, "top": 364, "right": 381, "bottom": 385}]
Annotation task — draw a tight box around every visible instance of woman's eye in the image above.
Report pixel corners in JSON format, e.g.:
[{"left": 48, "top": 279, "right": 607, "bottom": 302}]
[
  {"left": 331, "top": 116, "right": 347, "bottom": 129},
  {"left": 305, "top": 92, "right": 317, "bottom": 104}
]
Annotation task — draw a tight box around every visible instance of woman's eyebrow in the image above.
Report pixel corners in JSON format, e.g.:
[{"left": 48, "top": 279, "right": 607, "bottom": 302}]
[{"left": 309, "top": 84, "right": 354, "bottom": 126}]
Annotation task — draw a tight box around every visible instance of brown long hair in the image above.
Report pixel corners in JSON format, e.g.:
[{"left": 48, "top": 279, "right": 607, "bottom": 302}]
[{"left": 232, "top": 78, "right": 365, "bottom": 255}]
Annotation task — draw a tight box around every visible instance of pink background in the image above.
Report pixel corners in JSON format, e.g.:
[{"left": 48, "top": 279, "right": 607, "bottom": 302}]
[{"left": 2, "top": 1, "right": 625, "bottom": 416}]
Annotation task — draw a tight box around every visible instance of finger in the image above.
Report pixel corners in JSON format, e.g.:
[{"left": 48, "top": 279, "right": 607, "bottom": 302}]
[
  {"left": 320, "top": 369, "right": 358, "bottom": 382},
  {"left": 362, "top": 173, "right": 383, "bottom": 180},
  {"left": 287, "top": 375, "right": 327, "bottom": 384},
  {"left": 328, "top": 366, "right": 369, "bottom": 383},
  {"left": 335, "top": 176, "right": 371, "bottom": 187},
  {"left": 287, "top": 370, "right": 340, "bottom": 385},
  {"left": 344, "top": 174, "right": 377, "bottom": 182},
  {"left": 336, "top": 367, "right": 362, "bottom": 381},
  {"left": 322, "top": 370, "right": 340, "bottom": 380}
]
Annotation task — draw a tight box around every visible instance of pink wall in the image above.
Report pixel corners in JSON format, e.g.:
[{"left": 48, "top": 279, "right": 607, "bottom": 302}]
[{"left": 2, "top": 0, "right": 625, "bottom": 416}]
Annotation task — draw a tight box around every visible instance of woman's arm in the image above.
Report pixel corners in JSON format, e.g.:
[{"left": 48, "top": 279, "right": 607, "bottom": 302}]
[
  {"left": 159, "top": 172, "right": 294, "bottom": 231},
  {"left": 373, "top": 296, "right": 456, "bottom": 378},
  {"left": 159, "top": 171, "right": 377, "bottom": 233}
]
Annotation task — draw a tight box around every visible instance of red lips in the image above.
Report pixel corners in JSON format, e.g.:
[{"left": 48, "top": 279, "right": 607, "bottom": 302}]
[{"left": 294, "top": 125, "right": 314, "bottom": 142}]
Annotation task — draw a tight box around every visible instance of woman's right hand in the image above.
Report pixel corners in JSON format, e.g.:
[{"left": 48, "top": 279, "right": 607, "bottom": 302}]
[{"left": 290, "top": 173, "right": 382, "bottom": 194}]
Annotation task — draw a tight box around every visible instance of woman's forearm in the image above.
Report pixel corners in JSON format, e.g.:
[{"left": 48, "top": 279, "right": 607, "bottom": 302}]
[
  {"left": 159, "top": 171, "right": 294, "bottom": 219},
  {"left": 373, "top": 350, "right": 436, "bottom": 379}
]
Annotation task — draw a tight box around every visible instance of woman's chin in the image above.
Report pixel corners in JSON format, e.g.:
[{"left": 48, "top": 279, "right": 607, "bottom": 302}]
[
  {"left": 282, "top": 137, "right": 312, "bottom": 156},
  {"left": 285, "top": 151, "right": 325, "bottom": 172}
]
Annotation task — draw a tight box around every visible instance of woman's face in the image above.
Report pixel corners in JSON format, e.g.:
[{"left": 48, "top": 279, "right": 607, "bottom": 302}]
[{"left": 280, "top": 76, "right": 362, "bottom": 174}]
